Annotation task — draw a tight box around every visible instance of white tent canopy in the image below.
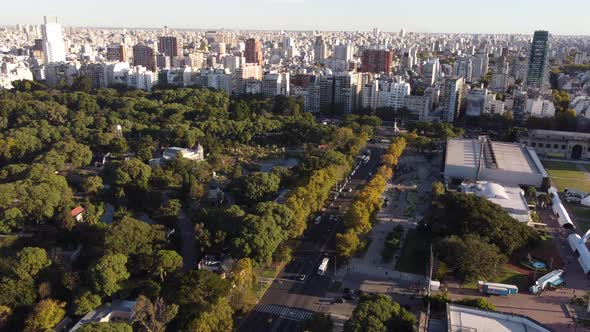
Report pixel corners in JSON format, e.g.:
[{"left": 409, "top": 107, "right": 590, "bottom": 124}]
[{"left": 548, "top": 187, "right": 575, "bottom": 228}]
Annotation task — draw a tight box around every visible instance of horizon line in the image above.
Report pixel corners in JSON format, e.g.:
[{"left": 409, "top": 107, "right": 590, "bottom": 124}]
[{"left": 2, "top": 22, "right": 589, "bottom": 37}]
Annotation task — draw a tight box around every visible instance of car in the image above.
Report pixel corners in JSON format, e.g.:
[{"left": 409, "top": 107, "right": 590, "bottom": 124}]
[
  {"left": 329, "top": 215, "right": 337, "bottom": 222},
  {"left": 343, "top": 294, "right": 354, "bottom": 300},
  {"left": 314, "top": 216, "right": 322, "bottom": 224},
  {"left": 347, "top": 188, "right": 353, "bottom": 192},
  {"left": 333, "top": 297, "right": 345, "bottom": 304},
  {"left": 298, "top": 274, "right": 306, "bottom": 281}
]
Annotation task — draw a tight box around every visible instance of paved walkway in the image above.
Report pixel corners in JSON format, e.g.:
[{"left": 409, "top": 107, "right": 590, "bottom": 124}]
[{"left": 177, "top": 207, "right": 197, "bottom": 271}]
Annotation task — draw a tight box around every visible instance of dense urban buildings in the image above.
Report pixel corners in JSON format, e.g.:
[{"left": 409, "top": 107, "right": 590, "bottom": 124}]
[{"left": 3, "top": 18, "right": 588, "bottom": 123}]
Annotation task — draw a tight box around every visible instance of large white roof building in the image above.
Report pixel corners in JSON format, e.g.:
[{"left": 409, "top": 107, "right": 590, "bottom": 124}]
[
  {"left": 444, "top": 137, "right": 548, "bottom": 188},
  {"left": 447, "top": 304, "right": 553, "bottom": 332}
]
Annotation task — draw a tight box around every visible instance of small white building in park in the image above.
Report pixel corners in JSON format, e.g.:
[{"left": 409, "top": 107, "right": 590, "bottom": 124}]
[{"left": 149, "top": 145, "right": 205, "bottom": 167}]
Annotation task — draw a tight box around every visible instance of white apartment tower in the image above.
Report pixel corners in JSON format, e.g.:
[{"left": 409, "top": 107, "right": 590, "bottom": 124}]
[
  {"left": 454, "top": 57, "right": 473, "bottom": 82},
  {"left": 378, "top": 81, "right": 411, "bottom": 110},
  {"left": 334, "top": 44, "right": 354, "bottom": 61},
  {"left": 41, "top": 16, "right": 66, "bottom": 64},
  {"left": 361, "top": 80, "right": 379, "bottom": 111},
  {"left": 422, "top": 58, "right": 440, "bottom": 86}
]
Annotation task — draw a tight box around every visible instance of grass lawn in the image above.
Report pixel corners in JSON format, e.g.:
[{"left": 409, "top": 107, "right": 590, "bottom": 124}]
[
  {"left": 253, "top": 262, "right": 287, "bottom": 299},
  {"left": 542, "top": 160, "right": 590, "bottom": 192},
  {"left": 564, "top": 203, "right": 590, "bottom": 234},
  {"left": 396, "top": 229, "right": 429, "bottom": 275},
  {"left": 257, "top": 264, "right": 284, "bottom": 279},
  {"left": 463, "top": 266, "right": 529, "bottom": 291}
]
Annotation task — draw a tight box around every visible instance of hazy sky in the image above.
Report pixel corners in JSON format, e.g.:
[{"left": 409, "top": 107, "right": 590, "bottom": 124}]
[{"left": 2, "top": 0, "right": 589, "bottom": 35}]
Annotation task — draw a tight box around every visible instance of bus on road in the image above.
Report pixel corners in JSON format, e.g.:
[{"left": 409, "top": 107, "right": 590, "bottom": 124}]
[{"left": 318, "top": 257, "right": 329, "bottom": 275}]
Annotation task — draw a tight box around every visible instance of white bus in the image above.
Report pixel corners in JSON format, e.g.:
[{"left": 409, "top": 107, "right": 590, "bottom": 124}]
[{"left": 318, "top": 257, "right": 329, "bottom": 275}]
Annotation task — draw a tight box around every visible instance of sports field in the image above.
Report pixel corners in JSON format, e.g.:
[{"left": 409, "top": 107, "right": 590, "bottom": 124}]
[{"left": 542, "top": 160, "right": 590, "bottom": 192}]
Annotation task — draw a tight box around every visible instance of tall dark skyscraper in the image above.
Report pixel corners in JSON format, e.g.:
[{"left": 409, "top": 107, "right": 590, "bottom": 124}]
[
  {"left": 245, "top": 38, "right": 263, "bottom": 66},
  {"left": 526, "top": 30, "right": 549, "bottom": 88}
]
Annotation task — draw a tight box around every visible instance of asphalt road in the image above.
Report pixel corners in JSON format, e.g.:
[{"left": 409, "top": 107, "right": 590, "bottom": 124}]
[{"left": 239, "top": 143, "right": 387, "bottom": 332}]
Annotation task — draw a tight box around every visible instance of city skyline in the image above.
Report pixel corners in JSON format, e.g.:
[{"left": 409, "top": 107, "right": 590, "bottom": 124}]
[{"left": 2, "top": 0, "right": 590, "bottom": 35}]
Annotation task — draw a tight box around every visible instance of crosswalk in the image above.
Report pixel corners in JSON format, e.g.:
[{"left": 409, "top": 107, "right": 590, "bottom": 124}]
[{"left": 254, "top": 304, "right": 313, "bottom": 321}]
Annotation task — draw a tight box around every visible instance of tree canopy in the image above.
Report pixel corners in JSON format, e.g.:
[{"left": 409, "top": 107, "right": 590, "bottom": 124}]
[
  {"left": 345, "top": 294, "right": 416, "bottom": 332},
  {"left": 422, "top": 192, "right": 534, "bottom": 255}
]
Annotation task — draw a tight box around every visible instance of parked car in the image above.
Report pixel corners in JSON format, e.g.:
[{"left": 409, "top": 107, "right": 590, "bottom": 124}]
[
  {"left": 314, "top": 216, "right": 322, "bottom": 224},
  {"left": 347, "top": 188, "right": 353, "bottom": 192},
  {"left": 298, "top": 274, "right": 306, "bottom": 281}
]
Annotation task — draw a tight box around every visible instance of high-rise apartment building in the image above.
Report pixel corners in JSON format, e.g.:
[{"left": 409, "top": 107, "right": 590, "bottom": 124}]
[
  {"left": 262, "top": 72, "right": 290, "bottom": 98},
  {"left": 41, "top": 16, "right": 66, "bottom": 63},
  {"left": 234, "top": 64, "right": 263, "bottom": 96},
  {"left": 334, "top": 44, "right": 354, "bottom": 61},
  {"left": 400, "top": 47, "right": 416, "bottom": 71},
  {"left": 245, "top": 38, "right": 263, "bottom": 66},
  {"left": 443, "top": 76, "right": 465, "bottom": 123},
  {"left": 513, "top": 90, "right": 528, "bottom": 125},
  {"left": 158, "top": 36, "right": 182, "bottom": 57},
  {"left": 333, "top": 72, "right": 361, "bottom": 114},
  {"left": 378, "top": 81, "right": 411, "bottom": 110},
  {"left": 472, "top": 54, "right": 489, "bottom": 81},
  {"left": 133, "top": 44, "right": 156, "bottom": 71},
  {"left": 106, "top": 43, "right": 127, "bottom": 62},
  {"left": 422, "top": 58, "right": 440, "bottom": 86},
  {"left": 454, "top": 57, "right": 473, "bottom": 82},
  {"left": 490, "top": 56, "right": 510, "bottom": 92},
  {"left": 361, "top": 80, "right": 379, "bottom": 111},
  {"left": 313, "top": 36, "right": 327, "bottom": 63},
  {"left": 526, "top": 30, "right": 550, "bottom": 88},
  {"left": 361, "top": 50, "right": 393, "bottom": 74}
]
